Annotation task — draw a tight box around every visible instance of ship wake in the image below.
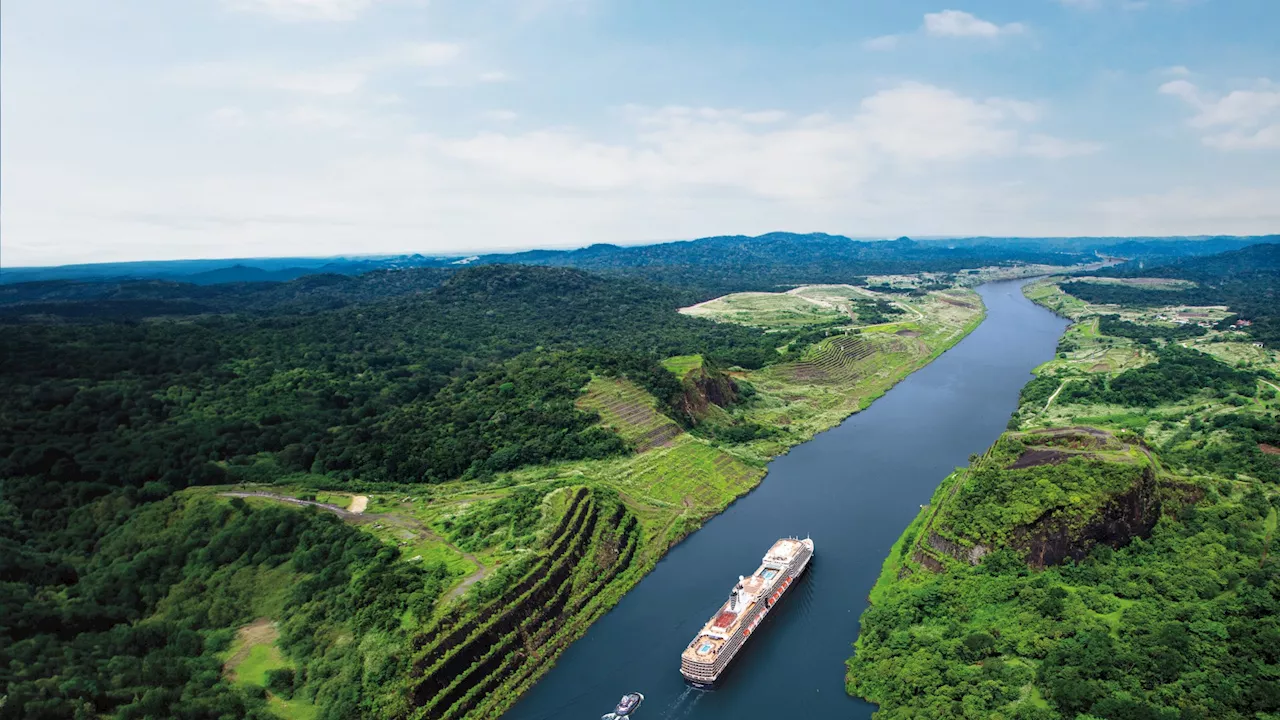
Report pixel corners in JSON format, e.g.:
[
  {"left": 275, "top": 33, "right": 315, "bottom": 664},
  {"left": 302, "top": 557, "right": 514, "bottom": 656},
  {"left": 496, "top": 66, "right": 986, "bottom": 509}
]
[{"left": 659, "top": 686, "right": 706, "bottom": 719}]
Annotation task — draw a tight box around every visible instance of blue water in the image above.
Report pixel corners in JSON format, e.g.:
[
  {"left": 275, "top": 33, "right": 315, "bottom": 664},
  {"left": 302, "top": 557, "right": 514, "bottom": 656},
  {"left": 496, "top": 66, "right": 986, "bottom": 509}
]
[{"left": 505, "top": 280, "right": 1067, "bottom": 720}]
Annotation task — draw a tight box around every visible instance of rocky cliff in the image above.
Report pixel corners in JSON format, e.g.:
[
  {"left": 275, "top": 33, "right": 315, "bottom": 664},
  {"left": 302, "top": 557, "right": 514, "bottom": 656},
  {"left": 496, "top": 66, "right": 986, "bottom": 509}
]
[
  {"left": 674, "top": 365, "right": 739, "bottom": 421},
  {"left": 1012, "top": 464, "right": 1160, "bottom": 568}
]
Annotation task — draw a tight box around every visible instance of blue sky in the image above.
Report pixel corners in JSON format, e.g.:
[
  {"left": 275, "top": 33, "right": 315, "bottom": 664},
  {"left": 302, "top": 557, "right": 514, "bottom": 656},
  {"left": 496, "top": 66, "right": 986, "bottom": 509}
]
[{"left": 3, "top": 0, "right": 1279, "bottom": 265}]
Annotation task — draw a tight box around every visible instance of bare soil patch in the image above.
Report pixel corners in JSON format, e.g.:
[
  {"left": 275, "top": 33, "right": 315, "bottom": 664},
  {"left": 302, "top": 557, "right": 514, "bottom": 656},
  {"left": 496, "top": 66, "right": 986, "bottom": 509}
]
[
  {"left": 1260, "top": 444, "right": 1280, "bottom": 456},
  {"left": 1008, "top": 448, "right": 1084, "bottom": 469},
  {"left": 348, "top": 495, "right": 368, "bottom": 513},
  {"left": 1090, "top": 363, "right": 1110, "bottom": 372},
  {"left": 938, "top": 296, "right": 976, "bottom": 309},
  {"left": 224, "top": 618, "right": 277, "bottom": 681},
  {"left": 895, "top": 329, "right": 921, "bottom": 338}
]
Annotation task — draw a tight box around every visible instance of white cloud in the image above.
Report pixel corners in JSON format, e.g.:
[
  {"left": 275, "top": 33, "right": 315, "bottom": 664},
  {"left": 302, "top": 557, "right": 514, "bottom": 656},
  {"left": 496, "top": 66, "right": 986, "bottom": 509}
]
[
  {"left": 223, "top": 0, "right": 381, "bottom": 22},
  {"left": 863, "top": 35, "right": 901, "bottom": 51},
  {"left": 267, "top": 105, "right": 360, "bottom": 129},
  {"left": 481, "top": 109, "right": 519, "bottom": 122},
  {"left": 923, "top": 10, "right": 1025, "bottom": 38},
  {"left": 167, "top": 42, "right": 464, "bottom": 97},
  {"left": 170, "top": 63, "right": 367, "bottom": 95},
  {"left": 1163, "top": 65, "right": 1192, "bottom": 77},
  {"left": 1022, "top": 134, "right": 1104, "bottom": 158},
  {"left": 6, "top": 78, "right": 1113, "bottom": 265},
  {"left": 425, "top": 83, "right": 1092, "bottom": 203},
  {"left": 210, "top": 106, "right": 250, "bottom": 127},
  {"left": 1161, "top": 78, "right": 1280, "bottom": 150},
  {"left": 1096, "top": 187, "right": 1280, "bottom": 233},
  {"left": 363, "top": 43, "right": 464, "bottom": 70},
  {"left": 1057, "top": 0, "right": 1150, "bottom": 9}
]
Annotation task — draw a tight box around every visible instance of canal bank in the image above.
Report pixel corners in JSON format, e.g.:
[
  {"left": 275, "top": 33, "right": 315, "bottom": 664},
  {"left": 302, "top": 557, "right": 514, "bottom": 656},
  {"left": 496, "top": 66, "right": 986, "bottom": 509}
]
[{"left": 505, "top": 279, "right": 1068, "bottom": 720}]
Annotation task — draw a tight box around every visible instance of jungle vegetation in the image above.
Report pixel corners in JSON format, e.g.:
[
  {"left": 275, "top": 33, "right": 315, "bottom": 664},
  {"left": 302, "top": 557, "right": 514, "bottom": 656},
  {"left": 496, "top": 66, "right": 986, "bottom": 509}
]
[
  {"left": 0, "top": 264, "right": 787, "bottom": 719},
  {"left": 846, "top": 283, "right": 1280, "bottom": 720}
]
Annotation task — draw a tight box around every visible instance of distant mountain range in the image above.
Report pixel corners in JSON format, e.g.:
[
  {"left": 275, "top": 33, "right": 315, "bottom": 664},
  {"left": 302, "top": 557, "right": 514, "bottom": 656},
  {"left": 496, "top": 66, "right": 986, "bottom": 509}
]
[{"left": 5, "top": 233, "right": 1277, "bottom": 287}]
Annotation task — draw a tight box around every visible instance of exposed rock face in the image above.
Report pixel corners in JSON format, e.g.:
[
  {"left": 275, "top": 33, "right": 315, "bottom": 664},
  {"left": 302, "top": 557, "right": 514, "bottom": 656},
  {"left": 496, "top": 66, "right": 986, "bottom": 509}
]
[
  {"left": 911, "top": 550, "right": 946, "bottom": 573},
  {"left": 927, "top": 533, "right": 990, "bottom": 565},
  {"left": 676, "top": 366, "right": 739, "bottom": 420},
  {"left": 1014, "top": 465, "right": 1160, "bottom": 569}
]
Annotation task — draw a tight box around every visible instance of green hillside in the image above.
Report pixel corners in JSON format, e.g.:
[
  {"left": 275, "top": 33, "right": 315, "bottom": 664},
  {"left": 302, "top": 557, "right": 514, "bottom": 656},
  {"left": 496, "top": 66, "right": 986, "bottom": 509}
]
[{"left": 847, "top": 278, "right": 1280, "bottom": 720}]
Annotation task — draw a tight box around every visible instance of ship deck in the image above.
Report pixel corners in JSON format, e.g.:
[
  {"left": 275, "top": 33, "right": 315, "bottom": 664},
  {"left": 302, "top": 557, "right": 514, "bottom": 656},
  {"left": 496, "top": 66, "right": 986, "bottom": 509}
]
[{"left": 681, "top": 539, "right": 810, "bottom": 667}]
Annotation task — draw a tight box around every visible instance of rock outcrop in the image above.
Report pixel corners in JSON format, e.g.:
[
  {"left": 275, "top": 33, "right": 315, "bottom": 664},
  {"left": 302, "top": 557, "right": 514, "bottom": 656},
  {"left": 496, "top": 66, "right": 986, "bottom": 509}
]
[
  {"left": 675, "top": 365, "right": 739, "bottom": 421},
  {"left": 1013, "top": 464, "right": 1160, "bottom": 568}
]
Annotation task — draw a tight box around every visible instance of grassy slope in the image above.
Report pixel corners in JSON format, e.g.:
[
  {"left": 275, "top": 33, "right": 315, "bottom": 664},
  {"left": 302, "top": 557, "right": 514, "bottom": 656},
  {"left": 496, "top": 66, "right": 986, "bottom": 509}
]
[
  {"left": 845, "top": 278, "right": 1280, "bottom": 720},
  {"left": 210, "top": 279, "right": 986, "bottom": 720},
  {"left": 223, "top": 620, "right": 320, "bottom": 720}
]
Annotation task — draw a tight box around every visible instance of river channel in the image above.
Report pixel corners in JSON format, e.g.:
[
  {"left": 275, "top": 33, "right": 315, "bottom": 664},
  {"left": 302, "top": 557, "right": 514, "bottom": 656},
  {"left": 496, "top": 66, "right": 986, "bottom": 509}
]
[{"left": 505, "top": 279, "right": 1068, "bottom": 720}]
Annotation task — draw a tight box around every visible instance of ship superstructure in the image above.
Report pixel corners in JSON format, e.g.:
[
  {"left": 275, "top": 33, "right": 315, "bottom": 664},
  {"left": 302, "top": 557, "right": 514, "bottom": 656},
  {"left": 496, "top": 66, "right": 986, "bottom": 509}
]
[{"left": 679, "top": 537, "right": 814, "bottom": 686}]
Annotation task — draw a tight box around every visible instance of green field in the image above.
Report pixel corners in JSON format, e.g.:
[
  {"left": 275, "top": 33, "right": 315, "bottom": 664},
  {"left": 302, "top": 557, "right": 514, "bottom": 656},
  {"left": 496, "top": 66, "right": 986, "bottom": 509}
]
[
  {"left": 235, "top": 643, "right": 287, "bottom": 686},
  {"left": 220, "top": 620, "right": 319, "bottom": 720},
  {"left": 661, "top": 354, "right": 704, "bottom": 376}
]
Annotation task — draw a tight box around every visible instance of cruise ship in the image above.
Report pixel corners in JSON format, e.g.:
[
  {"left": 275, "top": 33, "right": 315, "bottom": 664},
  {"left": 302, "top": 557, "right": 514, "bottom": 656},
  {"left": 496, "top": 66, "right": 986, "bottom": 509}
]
[{"left": 679, "top": 537, "right": 814, "bottom": 686}]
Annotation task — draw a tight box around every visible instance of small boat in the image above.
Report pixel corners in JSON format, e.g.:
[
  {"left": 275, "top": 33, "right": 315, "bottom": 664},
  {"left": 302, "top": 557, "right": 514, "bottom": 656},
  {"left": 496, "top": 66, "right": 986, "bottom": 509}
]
[{"left": 601, "top": 692, "right": 643, "bottom": 719}]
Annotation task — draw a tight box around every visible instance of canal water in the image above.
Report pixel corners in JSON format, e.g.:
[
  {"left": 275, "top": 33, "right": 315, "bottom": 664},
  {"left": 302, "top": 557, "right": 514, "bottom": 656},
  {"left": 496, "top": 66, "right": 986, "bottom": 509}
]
[{"left": 505, "top": 280, "right": 1068, "bottom": 720}]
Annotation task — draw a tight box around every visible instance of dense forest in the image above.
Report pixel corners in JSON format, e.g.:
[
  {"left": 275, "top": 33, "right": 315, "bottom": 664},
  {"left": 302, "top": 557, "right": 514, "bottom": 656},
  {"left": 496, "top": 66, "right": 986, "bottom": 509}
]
[
  {"left": 0, "top": 269, "right": 456, "bottom": 321},
  {"left": 0, "top": 263, "right": 795, "bottom": 718},
  {"left": 3, "top": 490, "right": 449, "bottom": 719}
]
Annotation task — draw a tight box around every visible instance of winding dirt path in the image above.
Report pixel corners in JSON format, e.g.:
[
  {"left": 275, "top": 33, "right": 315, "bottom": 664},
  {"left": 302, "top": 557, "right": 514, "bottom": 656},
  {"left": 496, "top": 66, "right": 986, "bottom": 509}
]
[
  {"left": 1043, "top": 377, "right": 1080, "bottom": 412},
  {"left": 219, "top": 491, "right": 490, "bottom": 601}
]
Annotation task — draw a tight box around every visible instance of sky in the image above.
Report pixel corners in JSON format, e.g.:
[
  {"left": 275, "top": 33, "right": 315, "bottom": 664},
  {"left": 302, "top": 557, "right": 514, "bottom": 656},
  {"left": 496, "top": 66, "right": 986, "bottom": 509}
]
[{"left": 3, "top": 0, "right": 1279, "bottom": 266}]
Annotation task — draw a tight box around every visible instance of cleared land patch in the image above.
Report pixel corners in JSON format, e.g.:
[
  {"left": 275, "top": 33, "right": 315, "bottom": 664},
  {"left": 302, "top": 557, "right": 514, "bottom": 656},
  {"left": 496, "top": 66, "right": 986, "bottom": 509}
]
[
  {"left": 1072, "top": 276, "right": 1198, "bottom": 290},
  {"left": 577, "top": 377, "right": 683, "bottom": 451},
  {"left": 223, "top": 618, "right": 283, "bottom": 685},
  {"left": 680, "top": 291, "right": 845, "bottom": 328},
  {"left": 661, "top": 354, "right": 704, "bottom": 377}
]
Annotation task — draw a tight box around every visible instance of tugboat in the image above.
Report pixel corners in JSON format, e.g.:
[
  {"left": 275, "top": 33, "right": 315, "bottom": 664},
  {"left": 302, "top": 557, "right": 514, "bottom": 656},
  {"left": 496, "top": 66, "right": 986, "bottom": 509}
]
[{"left": 601, "top": 691, "right": 644, "bottom": 719}]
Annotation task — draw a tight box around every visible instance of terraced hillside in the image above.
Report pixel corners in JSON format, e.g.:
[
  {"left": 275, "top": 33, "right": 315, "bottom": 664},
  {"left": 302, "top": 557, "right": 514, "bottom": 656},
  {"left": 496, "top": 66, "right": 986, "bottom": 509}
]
[
  {"left": 785, "top": 334, "right": 878, "bottom": 383},
  {"left": 407, "top": 487, "right": 641, "bottom": 720},
  {"left": 577, "top": 377, "right": 683, "bottom": 451},
  {"left": 611, "top": 435, "right": 764, "bottom": 511}
]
